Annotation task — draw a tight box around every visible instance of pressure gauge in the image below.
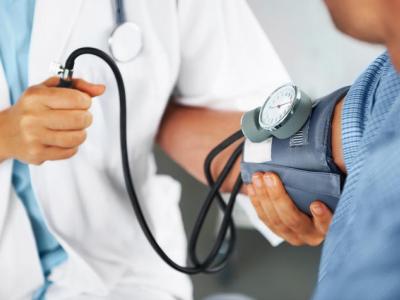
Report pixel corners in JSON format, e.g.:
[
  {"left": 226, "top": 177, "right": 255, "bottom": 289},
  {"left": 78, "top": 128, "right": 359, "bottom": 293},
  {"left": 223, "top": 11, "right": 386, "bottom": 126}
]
[
  {"left": 241, "top": 84, "right": 312, "bottom": 143},
  {"left": 259, "top": 84, "right": 297, "bottom": 130}
]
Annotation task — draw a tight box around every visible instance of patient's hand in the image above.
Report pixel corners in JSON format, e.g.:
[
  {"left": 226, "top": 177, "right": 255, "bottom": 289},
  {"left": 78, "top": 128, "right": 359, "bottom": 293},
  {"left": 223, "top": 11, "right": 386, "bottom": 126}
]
[
  {"left": 247, "top": 98, "right": 344, "bottom": 245},
  {"left": 247, "top": 172, "right": 333, "bottom": 246}
]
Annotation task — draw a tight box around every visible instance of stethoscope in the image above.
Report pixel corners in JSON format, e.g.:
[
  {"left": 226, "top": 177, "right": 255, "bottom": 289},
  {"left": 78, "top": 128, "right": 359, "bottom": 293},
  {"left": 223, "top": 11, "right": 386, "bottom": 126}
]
[{"left": 108, "top": 0, "right": 143, "bottom": 62}]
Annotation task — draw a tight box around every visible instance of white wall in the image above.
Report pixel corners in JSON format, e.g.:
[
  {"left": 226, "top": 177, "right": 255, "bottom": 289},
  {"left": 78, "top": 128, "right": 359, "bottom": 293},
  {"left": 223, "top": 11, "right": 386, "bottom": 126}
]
[{"left": 247, "top": 0, "right": 384, "bottom": 97}]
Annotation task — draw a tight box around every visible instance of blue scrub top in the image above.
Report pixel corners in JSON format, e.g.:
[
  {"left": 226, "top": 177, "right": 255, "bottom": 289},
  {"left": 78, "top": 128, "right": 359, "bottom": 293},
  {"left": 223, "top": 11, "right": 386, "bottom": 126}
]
[{"left": 0, "top": 1, "right": 67, "bottom": 299}]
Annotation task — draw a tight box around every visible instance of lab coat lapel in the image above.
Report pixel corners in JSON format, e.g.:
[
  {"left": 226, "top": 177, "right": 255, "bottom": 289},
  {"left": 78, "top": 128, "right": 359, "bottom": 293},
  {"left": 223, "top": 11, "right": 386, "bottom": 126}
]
[{"left": 29, "top": 0, "right": 83, "bottom": 84}]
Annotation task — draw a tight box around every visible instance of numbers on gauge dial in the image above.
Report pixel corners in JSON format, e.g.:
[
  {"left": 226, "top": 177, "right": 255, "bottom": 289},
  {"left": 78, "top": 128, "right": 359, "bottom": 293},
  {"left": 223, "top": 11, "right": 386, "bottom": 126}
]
[{"left": 259, "top": 85, "right": 296, "bottom": 129}]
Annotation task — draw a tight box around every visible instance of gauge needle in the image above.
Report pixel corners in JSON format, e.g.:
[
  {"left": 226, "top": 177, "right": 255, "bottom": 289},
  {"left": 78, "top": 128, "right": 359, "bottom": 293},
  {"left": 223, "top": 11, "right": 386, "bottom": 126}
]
[{"left": 272, "top": 101, "right": 291, "bottom": 109}]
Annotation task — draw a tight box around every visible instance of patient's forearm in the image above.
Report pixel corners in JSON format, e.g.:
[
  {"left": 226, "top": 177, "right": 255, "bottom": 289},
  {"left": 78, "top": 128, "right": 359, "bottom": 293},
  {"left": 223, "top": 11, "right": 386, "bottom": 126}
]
[{"left": 157, "top": 103, "right": 243, "bottom": 192}]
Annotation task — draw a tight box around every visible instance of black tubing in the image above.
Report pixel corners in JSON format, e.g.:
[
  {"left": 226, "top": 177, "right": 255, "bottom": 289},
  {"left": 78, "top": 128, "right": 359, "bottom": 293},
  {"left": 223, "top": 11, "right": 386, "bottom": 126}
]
[
  {"left": 60, "top": 47, "right": 244, "bottom": 274},
  {"left": 188, "top": 140, "right": 244, "bottom": 271}
]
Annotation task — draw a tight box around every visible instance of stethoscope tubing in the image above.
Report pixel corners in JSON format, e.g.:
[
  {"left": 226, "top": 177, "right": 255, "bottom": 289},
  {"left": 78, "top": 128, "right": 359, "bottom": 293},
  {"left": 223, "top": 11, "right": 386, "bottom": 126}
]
[{"left": 58, "top": 47, "right": 244, "bottom": 275}]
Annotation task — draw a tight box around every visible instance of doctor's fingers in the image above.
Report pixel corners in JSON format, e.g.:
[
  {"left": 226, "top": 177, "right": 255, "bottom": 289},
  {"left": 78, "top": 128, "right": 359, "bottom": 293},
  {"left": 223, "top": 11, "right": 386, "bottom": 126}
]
[
  {"left": 310, "top": 201, "right": 333, "bottom": 235},
  {"left": 28, "top": 146, "right": 78, "bottom": 165},
  {"left": 40, "top": 129, "right": 88, "bottom": 148},
  {"left": 264, "top": 173, "right": 314, "bottom": 233},
  {"left": 43, "top": 87, "right": 93, "bottom": 110},
  {"left": 263, "top": 173, "right": 326, "bottom": 246},
  {"left": 248, "top": 175, "right": 303, "bottom": 245},
  {"left": 72, "top": 78, "right": 105, "bottom": 97},
  {"left": 43, "top": 77, "right": 106, "bottom": 97},
  {"left": 24, "top": 84, "right": 93, "bottom": 110},
  {"left": 42, "top": 110, "right": 93, "bottom": 130}
]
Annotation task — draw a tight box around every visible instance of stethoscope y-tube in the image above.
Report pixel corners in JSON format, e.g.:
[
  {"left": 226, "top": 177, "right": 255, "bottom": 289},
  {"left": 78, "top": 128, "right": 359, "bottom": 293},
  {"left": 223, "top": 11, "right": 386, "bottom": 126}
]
[
  {"left": 115, "top": 0, "right": 126, "bottom": 25},
  {"left": 57, "top": 47, "right": 244, "bottom": 275}
]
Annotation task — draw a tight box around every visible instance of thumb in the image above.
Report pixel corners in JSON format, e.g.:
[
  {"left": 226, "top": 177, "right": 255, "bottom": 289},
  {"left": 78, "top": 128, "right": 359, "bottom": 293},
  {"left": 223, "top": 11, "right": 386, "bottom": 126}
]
[
  {"left": 310, "top": 201, "right": 333, "bottom": 235},
  {"left": 42, "top": 77, "right": 106, "bottom": 97},
  {"left": 42, "top": 76, "right": 63, "bottom": 87},
  {"left": 72, "top": 78, "right": 106, "bottom": 97}
]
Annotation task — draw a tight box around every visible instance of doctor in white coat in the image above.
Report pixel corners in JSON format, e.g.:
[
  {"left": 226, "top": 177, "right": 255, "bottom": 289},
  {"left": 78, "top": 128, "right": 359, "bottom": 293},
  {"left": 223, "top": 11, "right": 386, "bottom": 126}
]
[{"left": 0, "top": 0, "right": 290, "bottom": 299}]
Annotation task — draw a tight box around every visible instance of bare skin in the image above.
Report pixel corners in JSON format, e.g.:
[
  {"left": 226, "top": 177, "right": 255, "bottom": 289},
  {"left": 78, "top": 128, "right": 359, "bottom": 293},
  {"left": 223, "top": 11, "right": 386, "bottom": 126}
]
[
  {"left": 157, "top": 102, "right": 243, "bottom": 192},
  {"left": 324, "top": 0, "right": 400, "bottom": 71},
  {"left": 247, "top": 173, "right": 332, "bottom": 246},
  {"left": 0, "top": 77, "right": 105, "bottom": 164}
]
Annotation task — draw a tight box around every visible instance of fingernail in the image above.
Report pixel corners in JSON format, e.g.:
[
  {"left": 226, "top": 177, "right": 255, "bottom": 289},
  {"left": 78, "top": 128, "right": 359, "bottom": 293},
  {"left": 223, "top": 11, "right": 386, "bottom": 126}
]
[
  {"left": 311, "top": 203, "right": 324, "bottom": 216},
  {"left": 96, "top": 84, "right": 106, "bottom": 91},
  {"left": 264, "top": 175, "right": 275, "bottom": 187},
  {"left": 246, "top": 185, "right": 255, "bottom": 196},
  {"left": 253, "top": 175, "right": 263, "bottom": 188}
]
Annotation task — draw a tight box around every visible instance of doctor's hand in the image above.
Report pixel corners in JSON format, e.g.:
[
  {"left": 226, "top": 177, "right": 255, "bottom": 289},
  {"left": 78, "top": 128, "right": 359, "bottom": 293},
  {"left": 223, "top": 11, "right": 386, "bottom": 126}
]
[
  {"left": 247, "top": 172, "right": 333, "bottom": 246},
  {"left": 0, "top": 77, "right": 105, "bottom": 165}
]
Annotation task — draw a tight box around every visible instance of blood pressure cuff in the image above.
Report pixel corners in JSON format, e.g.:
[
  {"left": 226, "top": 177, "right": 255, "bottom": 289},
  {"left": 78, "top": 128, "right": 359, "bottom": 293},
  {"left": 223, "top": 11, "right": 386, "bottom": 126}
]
[{"left": 240, "top": 87, "right": 349, "bottom": 215}]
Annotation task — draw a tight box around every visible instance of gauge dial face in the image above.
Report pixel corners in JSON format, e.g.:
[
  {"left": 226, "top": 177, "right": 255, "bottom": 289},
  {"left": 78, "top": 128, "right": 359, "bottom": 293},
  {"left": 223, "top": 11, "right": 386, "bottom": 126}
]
[{"left": 259, "top": 85, "right": 297, "bottom": 130}]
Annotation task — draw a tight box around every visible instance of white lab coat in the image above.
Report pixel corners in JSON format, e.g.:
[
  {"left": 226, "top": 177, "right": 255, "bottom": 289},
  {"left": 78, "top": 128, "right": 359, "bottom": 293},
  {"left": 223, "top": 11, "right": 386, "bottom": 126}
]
[{"left": 0, "top": 0, "right": 289, "bottom": 299}]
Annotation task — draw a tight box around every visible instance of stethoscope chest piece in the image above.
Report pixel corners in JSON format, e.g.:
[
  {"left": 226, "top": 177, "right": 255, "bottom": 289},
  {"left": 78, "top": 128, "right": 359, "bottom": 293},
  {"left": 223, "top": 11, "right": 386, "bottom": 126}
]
[{"left": 109, "top": 22, "right": 143, "bottom": 63}]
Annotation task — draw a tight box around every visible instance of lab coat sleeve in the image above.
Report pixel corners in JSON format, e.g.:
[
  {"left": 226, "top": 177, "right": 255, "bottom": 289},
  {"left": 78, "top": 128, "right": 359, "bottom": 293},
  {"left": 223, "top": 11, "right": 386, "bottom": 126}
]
[
  {"left": 175, "top": 0, "right": 288, "bottom": 245},
  {"left": 175, "top": 0, "right": 291, "bottom": 111}
]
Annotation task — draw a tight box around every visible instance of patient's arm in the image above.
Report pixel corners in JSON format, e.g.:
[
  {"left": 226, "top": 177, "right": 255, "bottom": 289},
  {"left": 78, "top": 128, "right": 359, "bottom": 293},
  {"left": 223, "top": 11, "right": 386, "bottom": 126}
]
[{"left": 331, "top": 99, "right": 346, "bottom": 173}]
